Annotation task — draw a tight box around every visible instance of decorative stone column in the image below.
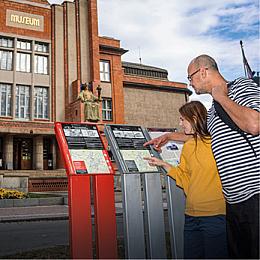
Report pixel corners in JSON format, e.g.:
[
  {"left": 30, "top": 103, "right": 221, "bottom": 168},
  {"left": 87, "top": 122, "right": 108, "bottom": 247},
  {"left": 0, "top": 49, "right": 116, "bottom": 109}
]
[
  {"left": 4, "top": 135, "right": 13, "bottom": 170},
  {"left": 34, "top": 136, "right": 43, "bottom": 170}
]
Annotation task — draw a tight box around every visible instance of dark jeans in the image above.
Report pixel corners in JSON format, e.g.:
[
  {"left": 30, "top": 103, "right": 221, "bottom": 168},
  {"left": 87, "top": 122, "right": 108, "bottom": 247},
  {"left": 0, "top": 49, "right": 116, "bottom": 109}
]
[
  {"left": 226, "top": 193, "right": 259, "bottom": 259},
  {"left": 184, "top": 214, "right": 228, "bottom": 259}
]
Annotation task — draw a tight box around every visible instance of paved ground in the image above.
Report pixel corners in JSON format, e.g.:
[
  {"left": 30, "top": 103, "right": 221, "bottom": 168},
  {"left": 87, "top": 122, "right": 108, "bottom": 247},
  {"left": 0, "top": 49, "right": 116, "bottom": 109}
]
[
  {"left": 0, "top": 205, "right": 69, "bottom": 222},
  {"left": 0, "top": 203, "right": 125, "bottom": 222},
  {"left": 0, "top": 191, "right": 124, "bottom": 222}
]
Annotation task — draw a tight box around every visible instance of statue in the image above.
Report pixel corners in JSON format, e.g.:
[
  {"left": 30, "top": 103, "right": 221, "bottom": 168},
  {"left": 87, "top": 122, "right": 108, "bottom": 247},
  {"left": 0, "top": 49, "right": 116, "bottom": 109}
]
[{"left": 78, "top": 83, "right": 101, "bottom": 122}]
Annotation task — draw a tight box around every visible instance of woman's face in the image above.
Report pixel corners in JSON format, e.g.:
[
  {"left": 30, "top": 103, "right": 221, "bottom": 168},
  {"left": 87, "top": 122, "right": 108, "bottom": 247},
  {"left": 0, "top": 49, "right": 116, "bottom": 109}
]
[{"left": 179, "top": 115, "right": 194, "bottom": 135}]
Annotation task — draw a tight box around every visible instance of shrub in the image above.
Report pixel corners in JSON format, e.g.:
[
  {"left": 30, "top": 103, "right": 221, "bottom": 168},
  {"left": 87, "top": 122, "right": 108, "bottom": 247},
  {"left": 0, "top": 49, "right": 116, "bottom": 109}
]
[{"left": 0, "top": 188, "right": 27, "bottom": 199}]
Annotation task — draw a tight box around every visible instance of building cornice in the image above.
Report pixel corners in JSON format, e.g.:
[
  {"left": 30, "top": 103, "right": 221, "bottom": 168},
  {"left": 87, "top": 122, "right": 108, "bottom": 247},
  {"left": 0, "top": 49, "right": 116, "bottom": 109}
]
[
  {"left": 99, "top": 44, "right": 128, "bottom": 56},
  {"left": 0, "top": 121, "right": 54, "bottom": 134},
  {"left": 8, "top": 0, "right": 51, "bottom": 9},
  {"left": 123, "top": 81, "right": 192, "bottom": 95}
]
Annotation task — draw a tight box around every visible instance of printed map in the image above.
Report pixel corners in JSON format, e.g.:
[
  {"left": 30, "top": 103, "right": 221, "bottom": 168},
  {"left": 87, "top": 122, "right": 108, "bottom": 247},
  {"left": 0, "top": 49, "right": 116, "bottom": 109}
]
[
  {"left": 69, "top": 149, "right": 110, "bottom": 174},
  {"left": 149, "top": 131, "right": 183, "bottom": 166},
  {"left": 121, "top": 149, "right": 157, "bottom": 172}
]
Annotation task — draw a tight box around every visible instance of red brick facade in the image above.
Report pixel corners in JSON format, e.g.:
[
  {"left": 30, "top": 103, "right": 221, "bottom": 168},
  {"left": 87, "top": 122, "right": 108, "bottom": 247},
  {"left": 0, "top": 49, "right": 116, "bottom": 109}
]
[
  {"left": 99, "top": 37, "right": 125, "bottom": 124},
  {"left": 0, "top": 0, "right": 190, "bottom": 191}
]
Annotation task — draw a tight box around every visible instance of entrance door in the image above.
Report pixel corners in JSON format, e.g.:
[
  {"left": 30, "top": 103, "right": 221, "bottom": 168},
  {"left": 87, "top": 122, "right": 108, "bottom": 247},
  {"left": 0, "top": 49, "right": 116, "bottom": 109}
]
[
  {"left": 43, "top": 138, "right": 53, "bottom": 170},
  {"left": 13, "top": 138, "right": 33, "bottom": 170}
]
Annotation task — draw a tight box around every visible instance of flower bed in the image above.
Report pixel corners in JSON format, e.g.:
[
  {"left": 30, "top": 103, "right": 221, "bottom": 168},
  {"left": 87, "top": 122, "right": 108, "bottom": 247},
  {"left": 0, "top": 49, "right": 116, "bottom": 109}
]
[{"left": 0, "top": 188, "right": 26, "bottom": 199}]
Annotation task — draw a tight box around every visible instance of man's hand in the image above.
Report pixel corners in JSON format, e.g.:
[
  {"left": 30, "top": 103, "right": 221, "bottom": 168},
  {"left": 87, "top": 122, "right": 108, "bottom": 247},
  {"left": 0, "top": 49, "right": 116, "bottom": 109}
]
[
  {"left": 143, "top": 133, "right": 171, "bottom": 152},
  {"left": 211, "top": 82, "right": 228, "bottom": 103},
  {"left": 212, "top": 81, "right": 260, "bottom": 135}
]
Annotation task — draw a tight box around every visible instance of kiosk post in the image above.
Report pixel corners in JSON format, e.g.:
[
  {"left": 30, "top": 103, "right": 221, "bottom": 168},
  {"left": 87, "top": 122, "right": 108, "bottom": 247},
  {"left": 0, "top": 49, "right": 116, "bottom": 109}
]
[
  {"left": 55, "top": 122, "right": 117, "bottom": 259},
  {"left": 93, "top": 174, "right": 117, "bottom": 259},
  {"left": 69, "top": 175, "right": 93, "bottom": 259}
]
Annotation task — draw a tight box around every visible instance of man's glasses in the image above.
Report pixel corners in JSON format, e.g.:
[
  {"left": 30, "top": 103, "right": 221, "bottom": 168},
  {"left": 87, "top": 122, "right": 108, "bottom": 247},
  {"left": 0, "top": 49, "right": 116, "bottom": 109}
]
[{"left": 187, "top": 68, "right": 200, "bottom": 81}]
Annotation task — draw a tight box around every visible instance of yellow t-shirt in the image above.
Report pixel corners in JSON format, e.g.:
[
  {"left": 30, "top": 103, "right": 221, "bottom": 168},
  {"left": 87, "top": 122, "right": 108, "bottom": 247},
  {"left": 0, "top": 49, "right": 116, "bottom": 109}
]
[{"left": 167, "top": 138, "right": 225, "bottom": 217}]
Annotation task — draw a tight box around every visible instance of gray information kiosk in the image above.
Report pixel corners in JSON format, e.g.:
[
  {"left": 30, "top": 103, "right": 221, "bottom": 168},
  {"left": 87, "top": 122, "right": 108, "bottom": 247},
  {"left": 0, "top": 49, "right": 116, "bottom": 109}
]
[{"left": 105, "top": 125, "right": 167, "bottom": 259}]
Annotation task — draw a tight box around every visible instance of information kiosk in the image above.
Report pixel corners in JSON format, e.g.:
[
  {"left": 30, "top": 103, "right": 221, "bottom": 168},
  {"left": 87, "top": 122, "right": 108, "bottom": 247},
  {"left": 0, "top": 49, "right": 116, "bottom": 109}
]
[
  {"left": 105, "top": 124, "right": 167, "bottom": 259},
  {"left": 148, "top": 129, "right": 185, "bottom": 259},
  {"left": 55, "top": 122, "right": 117, "bottom": 259}
]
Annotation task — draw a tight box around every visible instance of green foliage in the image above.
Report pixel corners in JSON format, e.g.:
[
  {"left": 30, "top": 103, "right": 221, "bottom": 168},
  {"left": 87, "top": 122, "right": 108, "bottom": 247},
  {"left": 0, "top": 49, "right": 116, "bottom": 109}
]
[{"left": 0, "top": 188, "right": 27, "bottom": 199}]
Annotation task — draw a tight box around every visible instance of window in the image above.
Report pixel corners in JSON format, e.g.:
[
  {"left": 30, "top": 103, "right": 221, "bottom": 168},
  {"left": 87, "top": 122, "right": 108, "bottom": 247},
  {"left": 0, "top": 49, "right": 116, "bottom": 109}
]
[
  {"left": 0, "top": 37, "right": 13, "bottom": 48},
  {"left": 0, "top": 83, "right": 11, "bottom": 116},
  {"left": 34, "top": 55, "right": 48, "bottom": 74},
  {"left": 17, "top": 40, "right": 31, "bottom": 50},
  {"left": 99, "top": 60, "right": 110, "bottom": 82},
  {"left": 34, "top": 87, "right": 48, "bottom": 119},
  {"left": 35, "top": 42, "right": 48, "bottom": 53},
  {"left": 0, "top": 50, "right": 12, "bottom": 70},
  {"left": 16, "top": 52, "right": 31, "bottom": 72},
  {"left": 102, "top": 98, "right": 112, "bottom": 120},
  {"left": 15, "top": 85, "right": 30, "bottom": 119}
]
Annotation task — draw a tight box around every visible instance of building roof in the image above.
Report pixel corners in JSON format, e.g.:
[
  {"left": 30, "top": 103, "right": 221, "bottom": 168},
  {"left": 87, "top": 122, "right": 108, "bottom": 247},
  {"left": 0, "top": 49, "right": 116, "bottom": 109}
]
[
  {"left": 122, "top": 61, "right": 167, "bottom": 73},
  {"left": 122, "top": 61, "right": 168, "bottom": 80},
  {"left": 31, "top": 0, "right": 50, "bottom": 4}
]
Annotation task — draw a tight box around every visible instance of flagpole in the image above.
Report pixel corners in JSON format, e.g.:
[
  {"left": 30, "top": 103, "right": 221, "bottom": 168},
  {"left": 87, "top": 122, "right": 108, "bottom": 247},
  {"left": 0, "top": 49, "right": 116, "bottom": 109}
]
[
  {"left": 240, "top": 41, "right": 247, "bottom": 77},
  {"left": 240, "top": 40, "right": 254, "bottom": 79}
]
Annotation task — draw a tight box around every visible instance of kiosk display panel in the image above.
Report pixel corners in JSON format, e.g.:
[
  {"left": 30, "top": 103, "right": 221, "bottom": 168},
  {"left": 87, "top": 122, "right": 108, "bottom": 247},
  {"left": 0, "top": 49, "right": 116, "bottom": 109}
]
[
  {"left": 59, "top": 123, "right": 113, "bottom": 174},
  {"left": 105, "top": 125, "right": 159, "bottom": 174},
  {"left": 147, "top": 130, "right": 183, "bottom": 167}
]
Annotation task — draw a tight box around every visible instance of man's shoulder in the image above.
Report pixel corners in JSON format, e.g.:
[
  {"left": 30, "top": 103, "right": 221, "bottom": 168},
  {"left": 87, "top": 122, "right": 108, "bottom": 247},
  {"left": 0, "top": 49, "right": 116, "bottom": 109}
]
[
  {"left": 229, "top": 77, "right": 258, "bottom": 89},
  {"left": 228, "top": 77, "right": 259, "bottom": 101}
]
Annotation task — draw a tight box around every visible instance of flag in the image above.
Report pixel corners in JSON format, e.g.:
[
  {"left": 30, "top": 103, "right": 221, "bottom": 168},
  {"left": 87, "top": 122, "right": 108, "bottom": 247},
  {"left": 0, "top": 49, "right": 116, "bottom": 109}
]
[{"left": 240, "top": 40, "right": 255, "bottom": 79}]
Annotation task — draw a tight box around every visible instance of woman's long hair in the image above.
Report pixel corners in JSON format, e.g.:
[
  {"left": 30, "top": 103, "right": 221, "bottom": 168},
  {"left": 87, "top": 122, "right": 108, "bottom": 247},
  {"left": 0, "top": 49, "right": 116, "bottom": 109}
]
[{"left": 179, "top": 101, "right": 210, "bottom": 143}]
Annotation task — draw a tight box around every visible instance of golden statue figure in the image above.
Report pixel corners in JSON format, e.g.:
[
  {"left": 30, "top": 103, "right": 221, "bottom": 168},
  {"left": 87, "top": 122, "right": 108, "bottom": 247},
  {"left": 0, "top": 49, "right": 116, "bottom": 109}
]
[{"left": 78, "top": 83, "right": 101, "bottom": 122}]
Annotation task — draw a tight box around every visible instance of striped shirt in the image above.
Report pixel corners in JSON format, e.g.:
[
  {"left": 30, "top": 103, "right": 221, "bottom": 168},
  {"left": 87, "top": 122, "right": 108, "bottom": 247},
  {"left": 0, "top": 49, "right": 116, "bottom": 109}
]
[{"left": 208, "top": 77, "right": 260, "bottom": 204}]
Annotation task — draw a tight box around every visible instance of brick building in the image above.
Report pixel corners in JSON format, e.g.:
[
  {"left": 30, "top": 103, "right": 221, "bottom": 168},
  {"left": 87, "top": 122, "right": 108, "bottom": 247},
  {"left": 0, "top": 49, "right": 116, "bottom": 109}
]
[{"left": 0, "top": 0, "right": 190, "bottom": 191}]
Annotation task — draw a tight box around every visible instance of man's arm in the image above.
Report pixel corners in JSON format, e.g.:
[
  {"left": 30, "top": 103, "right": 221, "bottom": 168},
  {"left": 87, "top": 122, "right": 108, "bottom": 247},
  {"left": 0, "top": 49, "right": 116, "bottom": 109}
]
[
  {"left": 212, "top": 83, "right": 260, "bottom": 135},
  {"left": 144, "top": 132, "right": 189, "bottom": 152}
]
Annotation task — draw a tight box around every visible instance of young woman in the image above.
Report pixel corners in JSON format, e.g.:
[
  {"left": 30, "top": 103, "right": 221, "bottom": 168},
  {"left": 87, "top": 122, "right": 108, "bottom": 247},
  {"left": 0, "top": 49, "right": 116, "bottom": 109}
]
[{"left": 145, "top": 101, "right": 228, "bottom": 259}]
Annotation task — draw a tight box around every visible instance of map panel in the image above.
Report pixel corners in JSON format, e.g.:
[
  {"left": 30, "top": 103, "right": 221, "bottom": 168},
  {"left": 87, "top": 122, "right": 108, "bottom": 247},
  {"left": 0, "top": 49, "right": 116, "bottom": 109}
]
[
  {"left": 121, "top": 150, "right": 157, "bottom": 172},
  {"left": 105, "top": 125, "right": 160, "bottom": 173},
  {"left": 69, "top": 149, "right": 110, "bottom": 174},
  {"left": 148, "top": 131, "right": 183, "bottom": 166}
]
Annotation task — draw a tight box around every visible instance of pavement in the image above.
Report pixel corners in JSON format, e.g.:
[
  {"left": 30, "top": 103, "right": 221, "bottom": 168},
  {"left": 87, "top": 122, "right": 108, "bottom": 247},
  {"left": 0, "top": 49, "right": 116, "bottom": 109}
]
[
  {"left": 0, "top": 203, "right": 125, "bottom": 223},
  {"left": 0, "top": 190, "right": 168, "bottom": 223},
  {"left": 0, "top": 191, "right": 124, "bottom": 223},
  {"left": 0, "top": 205, "right": 69, "bottom": 222}
]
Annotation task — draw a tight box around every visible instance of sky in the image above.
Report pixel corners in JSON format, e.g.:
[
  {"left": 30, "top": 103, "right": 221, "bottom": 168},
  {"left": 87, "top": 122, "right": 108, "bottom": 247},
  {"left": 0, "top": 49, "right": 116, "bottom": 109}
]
[{"left": 48, "top": 0, "right": 259, "bottom": 108}]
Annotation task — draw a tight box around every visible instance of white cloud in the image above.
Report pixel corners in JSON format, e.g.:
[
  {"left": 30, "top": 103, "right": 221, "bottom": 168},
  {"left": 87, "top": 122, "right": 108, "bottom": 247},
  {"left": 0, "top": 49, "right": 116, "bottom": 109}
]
[
  {"left": 97, "top": 0, "right": 259, "bottom": 106},
  {"left": 48, "top": 0, "right": 259, "bottom": 107}
]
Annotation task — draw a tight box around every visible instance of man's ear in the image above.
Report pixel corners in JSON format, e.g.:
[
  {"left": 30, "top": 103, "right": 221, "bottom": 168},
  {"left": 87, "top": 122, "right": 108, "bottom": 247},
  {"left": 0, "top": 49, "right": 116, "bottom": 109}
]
[{"left": 201, "top": 67, "right": 208, "bottom": 79}]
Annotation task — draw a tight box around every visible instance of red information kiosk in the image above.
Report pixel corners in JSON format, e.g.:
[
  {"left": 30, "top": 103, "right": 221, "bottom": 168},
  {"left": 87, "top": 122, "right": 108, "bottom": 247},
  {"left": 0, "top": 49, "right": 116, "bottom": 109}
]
[{"left": 55, "top": 122, "right": 117, "bottom": 259}]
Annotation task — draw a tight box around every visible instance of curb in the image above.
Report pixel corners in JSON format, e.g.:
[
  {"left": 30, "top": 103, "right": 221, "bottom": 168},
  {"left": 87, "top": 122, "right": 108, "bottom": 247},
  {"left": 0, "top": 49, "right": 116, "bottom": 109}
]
[
  {"left": 0, "top": 214, "right": 69, "bottom": 223},
  {"left": 0, "top": 197, "right": 66, "bottom": 208}
]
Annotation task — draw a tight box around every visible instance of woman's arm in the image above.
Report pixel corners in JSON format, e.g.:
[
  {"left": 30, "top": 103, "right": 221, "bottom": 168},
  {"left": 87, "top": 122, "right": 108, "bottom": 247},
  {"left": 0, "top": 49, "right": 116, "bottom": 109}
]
[
  {"left": 143, "top": 132, "right": 190, "bottom": 152},
  {"left": 144, "top": 156, "right": 172, "bottom": 171}
]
